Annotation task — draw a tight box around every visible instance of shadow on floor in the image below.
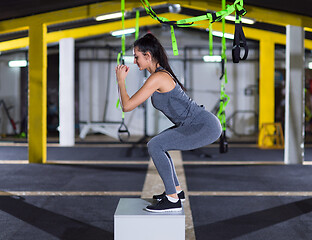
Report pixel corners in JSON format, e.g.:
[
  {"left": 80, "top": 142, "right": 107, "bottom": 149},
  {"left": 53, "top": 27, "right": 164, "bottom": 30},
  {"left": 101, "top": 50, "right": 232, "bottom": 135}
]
[
  {"left": 0, "top": 196, "right": 113, "bottom": 240},
  {"left": 195, "top": 198, "right": 312, "bottom": 240}
]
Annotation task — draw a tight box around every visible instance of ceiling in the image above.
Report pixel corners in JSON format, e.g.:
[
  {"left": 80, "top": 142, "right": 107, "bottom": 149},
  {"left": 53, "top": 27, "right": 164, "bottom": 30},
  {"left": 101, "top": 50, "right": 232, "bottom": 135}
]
[
  {"left": 0, "top": 0, "right": 311, "bottom": 22},
  {"left": 0, "top": 0, "right": 311, "bottom": 50}
]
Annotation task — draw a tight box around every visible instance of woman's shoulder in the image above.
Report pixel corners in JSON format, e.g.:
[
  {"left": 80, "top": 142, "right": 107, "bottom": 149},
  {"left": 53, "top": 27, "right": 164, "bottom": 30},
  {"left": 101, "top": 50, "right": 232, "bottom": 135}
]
[
  {"left": 150, "top": 71, "right": 176, "bottom": 93},
  {"left": 149, "top": 70, "right": 169, "bottom": 80},
  {"left": 153, "top": 70, "right": 175, "bottom": 81},
  {"left": 155, "top": 71, "right": 176, "bottom": 83}
]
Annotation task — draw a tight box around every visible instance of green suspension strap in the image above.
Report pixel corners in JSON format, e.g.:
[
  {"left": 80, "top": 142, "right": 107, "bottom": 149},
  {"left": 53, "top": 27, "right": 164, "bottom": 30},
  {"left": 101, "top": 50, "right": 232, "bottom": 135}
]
[
  {"left": 217, "top": 0, "right": 230, "bottom": 153},
  {"left": 142, "top": 0, "right": 248, "bottom": 151},
  {"left": 170, "top": 25, "right": 179, "bottom": 56},
  {"left": 116, "top": 0, "right": 125, "bottom": 111},
  {"left": 141, "top": 0, "right": 189, "bottom": 56},
  {"left": 141, "top": 0, "right": 247, "bottom": 57},
  {"left": 116, "top": 0, "right": 130, "bottom": 142},
  {"left": 209, "top": 23, "right": 213, "bottom": 56},
  {"left": 116, "top": 0, "right": 126, "bottom": 66},
  {"left": 135, "top": 9, "right": 140, "bottom": 40},
  {"left": 115, "top": 0, "right": 126, "bottom": 67}
]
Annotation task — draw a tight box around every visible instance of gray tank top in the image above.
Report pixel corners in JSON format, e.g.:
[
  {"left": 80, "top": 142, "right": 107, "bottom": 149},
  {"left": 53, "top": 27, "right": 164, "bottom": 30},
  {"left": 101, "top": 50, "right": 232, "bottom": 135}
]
[{"left": 151, "top": 67, "right": 204, "bottom": 126}]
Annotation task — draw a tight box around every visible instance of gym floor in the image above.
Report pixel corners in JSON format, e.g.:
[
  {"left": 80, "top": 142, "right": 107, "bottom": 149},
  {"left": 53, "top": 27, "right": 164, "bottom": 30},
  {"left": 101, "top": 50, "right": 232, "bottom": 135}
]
[{"left": 0, "top": 139, "right": 312, "bottom": 240}]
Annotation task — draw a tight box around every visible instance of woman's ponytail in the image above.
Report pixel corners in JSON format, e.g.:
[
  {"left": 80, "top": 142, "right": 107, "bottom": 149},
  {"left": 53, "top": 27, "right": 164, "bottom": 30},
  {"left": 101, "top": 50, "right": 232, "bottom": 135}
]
[{"left": 134, "top": 33, "right": 186, "bottom": 91}]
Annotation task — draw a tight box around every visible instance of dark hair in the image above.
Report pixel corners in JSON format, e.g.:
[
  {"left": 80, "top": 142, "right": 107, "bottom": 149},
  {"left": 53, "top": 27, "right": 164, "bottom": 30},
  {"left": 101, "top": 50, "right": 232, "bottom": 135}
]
[{"left": 134, "top": 33, "right": 186, "bottom": 91}]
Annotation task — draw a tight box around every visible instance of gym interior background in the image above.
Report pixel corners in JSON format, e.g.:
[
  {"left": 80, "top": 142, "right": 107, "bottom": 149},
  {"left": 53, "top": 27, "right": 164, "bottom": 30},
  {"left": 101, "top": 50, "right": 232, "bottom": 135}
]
[{"left": 0, "top": 0, "right": 312, "bottom": 239}]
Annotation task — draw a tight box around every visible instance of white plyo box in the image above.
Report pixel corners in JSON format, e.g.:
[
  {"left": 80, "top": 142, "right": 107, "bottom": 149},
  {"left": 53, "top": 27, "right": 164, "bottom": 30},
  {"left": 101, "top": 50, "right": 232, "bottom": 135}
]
[{"left": 114, "top": 198, "right": 185, "bottom": 240}]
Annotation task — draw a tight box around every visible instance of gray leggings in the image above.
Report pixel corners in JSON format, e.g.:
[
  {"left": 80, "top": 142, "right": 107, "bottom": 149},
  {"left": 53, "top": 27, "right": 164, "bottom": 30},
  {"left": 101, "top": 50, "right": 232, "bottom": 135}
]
[{"left": 147, "top": 110, "right": 222, "bottom": 195}]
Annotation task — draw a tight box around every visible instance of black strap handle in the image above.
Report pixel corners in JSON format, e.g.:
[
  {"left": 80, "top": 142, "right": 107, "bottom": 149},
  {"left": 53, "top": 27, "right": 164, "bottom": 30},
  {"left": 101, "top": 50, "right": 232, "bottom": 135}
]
[
  {"left": 219, "top": 130, "right": 228, "bottom": 153},
  {"left": 232, "top": 21, "right": 248, "bottom": 63},
  {"left": 220, "top": 58, "right": 225, "bottom": 80},
  {"left": 118, "top": 119, "right": 130, "bottom": 142}
]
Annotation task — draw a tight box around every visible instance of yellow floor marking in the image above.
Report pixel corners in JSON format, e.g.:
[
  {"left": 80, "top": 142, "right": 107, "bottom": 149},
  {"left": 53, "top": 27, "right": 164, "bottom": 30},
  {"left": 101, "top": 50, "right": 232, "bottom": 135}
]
[
  {"left": 47, "top": 160, "right": 148, "bottom": 165},
  {"left": 188, "top": 191, "right": 312, "bottom": 196},
  {"left": 183, "top": 161, "right": 285, "bottom": 165},
  {"left": 0, "top": 143, "right": 28, "bottom": 146},
  {"left": 303, "top": 162, "right": 312, "bottom": 165},
  {"left": 0, "top": 160, "right": 29, "bottom": 164},
  {"left": 1, "top": 160, "right": 311, "bottom": 165},
  {"left": 141, "top": 151, "right": 196, "bottom": 240},
  {"left": 3, "top": 142, "right": 310, "bottom": 148},
  {"left": 0, "top": 160, "right": 148, "bottom": 164},
  {"left": 2, "top": 191, "right": 312, "bottom": 197},
  {"left": 141, "top": 157, "right": 163, "bottom": 199},
  {"left": 171, "top": 151, "right": 196, "bottom": 240},
  {"left": 47, "top": 143, "right": 146, "bottom": 147},
  {"left": 0, "top": 191, "right": 141, "bottom": 196},
  {"left": 0, "top": 142, "right": 145, "bottom": 147}
]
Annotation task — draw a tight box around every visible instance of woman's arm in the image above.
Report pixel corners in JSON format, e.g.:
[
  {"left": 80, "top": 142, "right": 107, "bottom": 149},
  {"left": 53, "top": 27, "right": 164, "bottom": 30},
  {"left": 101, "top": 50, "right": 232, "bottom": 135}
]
[{"left": 115, "top": 65, "right": 160, "bottom": 112}]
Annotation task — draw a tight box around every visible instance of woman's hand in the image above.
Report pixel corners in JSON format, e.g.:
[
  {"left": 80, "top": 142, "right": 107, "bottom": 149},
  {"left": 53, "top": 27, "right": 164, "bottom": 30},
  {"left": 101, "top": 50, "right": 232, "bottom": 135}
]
[{"left": 115, "top": 65, "right": 130, "bottom": 84}]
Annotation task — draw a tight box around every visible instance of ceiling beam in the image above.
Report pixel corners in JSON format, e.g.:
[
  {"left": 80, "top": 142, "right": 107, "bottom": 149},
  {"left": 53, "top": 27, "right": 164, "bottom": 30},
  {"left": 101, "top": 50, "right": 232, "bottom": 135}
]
[
  {"left": 168, "top": 0, "right": 312, "bottom": 28},
  {"left": 1, "top": 0, "right": 312, "bottom": 36},
  {"left": 0, "top": 1, "right": 145, "bottom": 35},
  {"left": 0, "top": 11, "right": 312, "bottom": 52},
  {"left": 0, "top": 14, "right": 161, "bottom": 51}
]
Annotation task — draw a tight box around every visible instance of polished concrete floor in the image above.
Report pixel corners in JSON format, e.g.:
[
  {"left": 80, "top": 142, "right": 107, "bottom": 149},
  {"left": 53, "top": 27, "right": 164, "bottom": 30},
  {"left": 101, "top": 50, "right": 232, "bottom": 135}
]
[{"left": 0, "top": 139, "right": 311, "bottom": 240}]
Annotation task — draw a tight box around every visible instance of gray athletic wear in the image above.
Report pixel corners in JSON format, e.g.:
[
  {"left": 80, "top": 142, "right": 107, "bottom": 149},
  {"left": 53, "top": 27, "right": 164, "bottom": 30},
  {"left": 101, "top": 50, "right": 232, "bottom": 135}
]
[{"left": 147, "top": 68, "right": 222, "bottom": 195}]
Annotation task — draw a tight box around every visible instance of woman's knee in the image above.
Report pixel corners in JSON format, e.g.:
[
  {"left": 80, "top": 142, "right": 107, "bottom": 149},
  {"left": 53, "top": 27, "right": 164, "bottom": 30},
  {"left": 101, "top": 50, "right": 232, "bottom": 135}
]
[{"left": 147, "top": 137, "right": 163, "bottom": 156}]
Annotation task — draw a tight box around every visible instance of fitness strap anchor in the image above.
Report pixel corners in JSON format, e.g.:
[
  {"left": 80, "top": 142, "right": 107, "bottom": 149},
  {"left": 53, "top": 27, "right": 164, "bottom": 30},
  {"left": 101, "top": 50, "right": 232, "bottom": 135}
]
[
  {"left": 217, "top": 0, "right": 230, "bottom": 153},
  {"left": 116, "top": 52, "right": 130, "bottom": 142},
  {"left": 141, "top": 0, "right": 247, "bottom": 62},
  {"left": 116, "top": 0, "right": 130, "bottom": 142},
  {"left": 116, "top": 5, "right": 141, "bottom": 142}
]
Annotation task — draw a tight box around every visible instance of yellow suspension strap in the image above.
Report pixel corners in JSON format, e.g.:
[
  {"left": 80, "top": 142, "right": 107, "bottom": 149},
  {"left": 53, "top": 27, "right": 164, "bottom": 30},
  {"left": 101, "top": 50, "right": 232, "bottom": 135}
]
[
  {"left": 217, "top": 0, "right": 230, "bottom": 153},
  {"left": 116, "top": 0, "right": 130, "bottom": 142}
]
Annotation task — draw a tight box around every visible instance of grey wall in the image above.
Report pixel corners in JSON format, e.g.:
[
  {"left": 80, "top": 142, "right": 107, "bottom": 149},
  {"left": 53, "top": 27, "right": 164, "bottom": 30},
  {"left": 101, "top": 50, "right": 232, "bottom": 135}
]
[
  {"left": 77, "top": 27, "right": 259, "bottom": 140},
  {"left": 0, "top": 26, "right": 261, "bottom": 141},
  {"left": 0, "top": 53, "right": 24, "bottom": 135}
]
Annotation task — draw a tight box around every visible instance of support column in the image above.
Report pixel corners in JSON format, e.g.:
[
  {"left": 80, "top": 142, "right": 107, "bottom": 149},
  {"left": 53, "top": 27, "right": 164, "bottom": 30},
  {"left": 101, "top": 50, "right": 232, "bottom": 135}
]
[
  {"left": 258, "top": 38, "right": 275, "bottom": 147},
  {"left": 28, "top": 23, "right": 47, "bottom": 163},
  {"left": 59, "top": 38, "right": 75, "bottom": 146},
  {"left": 284, "top": 25, "right": 305, "bottom": 164}
]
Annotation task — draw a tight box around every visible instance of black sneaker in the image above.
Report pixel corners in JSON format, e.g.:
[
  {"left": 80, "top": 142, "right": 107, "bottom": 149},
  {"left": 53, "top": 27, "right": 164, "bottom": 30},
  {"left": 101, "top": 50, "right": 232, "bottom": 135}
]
[
  {"left": 145, "top": 197, "right": 182, "bottom": 213},
  {"left": 153, "top": 191, "right": 186, "bottom": 202}
]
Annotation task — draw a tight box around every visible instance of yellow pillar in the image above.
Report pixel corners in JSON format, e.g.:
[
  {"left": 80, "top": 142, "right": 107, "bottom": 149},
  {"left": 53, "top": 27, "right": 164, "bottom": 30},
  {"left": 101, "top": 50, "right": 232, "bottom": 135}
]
[
  {"left": 258, "top": 38, "right": 275, "bottom": 147},
  {"left": 28, "top": 22, "right": 47, "bottom": 163}
]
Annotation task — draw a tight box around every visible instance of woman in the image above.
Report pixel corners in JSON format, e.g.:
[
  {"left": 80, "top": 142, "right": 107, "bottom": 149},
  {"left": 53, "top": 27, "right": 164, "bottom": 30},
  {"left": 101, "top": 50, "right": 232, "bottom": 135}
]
[{"left": 115, "top": 33, "right": 222, "bottom": 212}]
